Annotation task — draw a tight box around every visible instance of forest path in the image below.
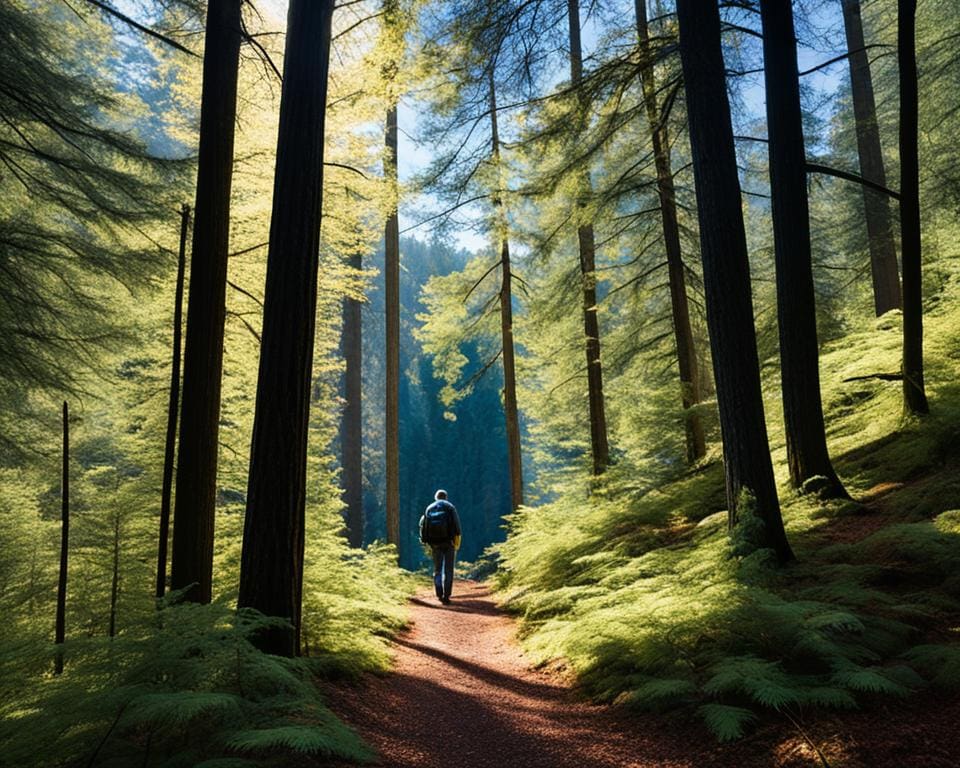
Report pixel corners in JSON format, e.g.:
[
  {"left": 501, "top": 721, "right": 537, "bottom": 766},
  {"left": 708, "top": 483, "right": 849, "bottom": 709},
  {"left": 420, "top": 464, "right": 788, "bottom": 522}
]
[
  {"left": 326, "top": 580, "right": 701, "bottom": 768},
  {"left": 324, "top": 579, "right": 960, "bottom": 768}
]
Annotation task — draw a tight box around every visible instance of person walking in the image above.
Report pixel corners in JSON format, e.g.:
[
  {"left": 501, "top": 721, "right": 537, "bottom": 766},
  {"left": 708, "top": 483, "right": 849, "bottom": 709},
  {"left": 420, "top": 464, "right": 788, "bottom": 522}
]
[{"left": 419, "top": 489, "right": 461, "bottom": 604}]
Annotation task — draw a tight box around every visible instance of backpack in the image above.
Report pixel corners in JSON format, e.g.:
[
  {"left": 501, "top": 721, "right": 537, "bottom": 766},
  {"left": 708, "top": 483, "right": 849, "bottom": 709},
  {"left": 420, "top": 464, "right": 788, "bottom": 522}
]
[{"left": 421, "top": 502, "right": 451, "bottom": 544}]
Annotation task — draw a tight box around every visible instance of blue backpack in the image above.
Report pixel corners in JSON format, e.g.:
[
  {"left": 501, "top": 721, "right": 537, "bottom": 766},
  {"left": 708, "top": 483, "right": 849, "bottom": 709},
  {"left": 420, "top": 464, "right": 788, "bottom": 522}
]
[{"left": 421, "top": 503, "right": 451, "bottom": 544}]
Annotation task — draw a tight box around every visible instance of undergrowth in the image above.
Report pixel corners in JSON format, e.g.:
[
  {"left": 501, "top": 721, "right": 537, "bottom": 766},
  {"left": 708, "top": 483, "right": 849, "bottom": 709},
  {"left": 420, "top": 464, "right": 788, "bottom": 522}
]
[
  {"left": 0, "top": 503, "right": 415, "bottom": 767},
  {"left": 496, "top": 280, "right": 960, "bottom": 741}
]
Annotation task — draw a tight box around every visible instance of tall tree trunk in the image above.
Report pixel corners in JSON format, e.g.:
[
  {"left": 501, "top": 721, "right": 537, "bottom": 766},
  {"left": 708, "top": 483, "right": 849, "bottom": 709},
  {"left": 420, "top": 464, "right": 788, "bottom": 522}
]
[
  {"left": 898, "top": 0, "right": 929, "bottom": 414},
  {"left": 761, "top": 0, "right": 847, "bottom": 498},
  {"left": 384, "top": 102, "right": 401, "bottom": 551},
  {"left": 156, "top": 204, "right": 189, "bottom": 599},
  {"left": 675, "top": 0, "right": 793, "bottom": 563},
  {"left": 489, "top": 73, "right": 524, "bottom": 511},
  {"left": 55, "top": 401, "right": 69, "bottom": 675},
  {"left": 238, "top": 0, "right": 335, "bottom": 658},
  {"left": 841, "top": 0, "right": 902, "bottom": 316},
  {"left": 171, "top": 0, "right": 242, "bottom": 604},
  {"left": 635, "top": 0, "right": 705, "bottom": 463},
  {"left": 567, "top": 0, "right": 609, "bottom": 476},
  {"left": 339, "top": 249, "right": 364, "bottom": 547}
]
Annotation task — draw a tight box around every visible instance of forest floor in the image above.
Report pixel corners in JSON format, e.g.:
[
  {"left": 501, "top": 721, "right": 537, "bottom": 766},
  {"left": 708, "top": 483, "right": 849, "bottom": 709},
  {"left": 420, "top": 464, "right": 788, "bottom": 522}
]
[{"left": 323, "top": 579, "right": 960, "bottom": 768}]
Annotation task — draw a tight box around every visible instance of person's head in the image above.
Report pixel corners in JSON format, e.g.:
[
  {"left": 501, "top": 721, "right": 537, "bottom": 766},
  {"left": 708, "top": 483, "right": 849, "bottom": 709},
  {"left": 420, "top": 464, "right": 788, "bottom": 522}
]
[{"left": 434, "top": 489, "right": 447, "bottom": 501}]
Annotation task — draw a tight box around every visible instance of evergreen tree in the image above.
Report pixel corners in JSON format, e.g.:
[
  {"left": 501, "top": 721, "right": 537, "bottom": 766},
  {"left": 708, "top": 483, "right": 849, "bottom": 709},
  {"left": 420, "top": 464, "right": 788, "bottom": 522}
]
[
  {"left": 239, "top": 0, "right": 336, "bottom": 657},
  {"left": 383, "top": 0, "right": 404, "bottom": 553},
  {"left": 760, "top": 0, "right": 847, "bottom": 498},
  {"left": 898, "top": 0, "right": 929, "bottom": 415},
  {"left": 171, "top": 0, "right": 243, "bottom": 604},
  {"left": 567, "top": 0, "right": 610, "bottom": 476},
  {"left": 635, "top": 0, "right": 705, "bottom": 463},
  {"left": 840, "top": 0, "right": 902, "bottom": 316},
  {"left": 675, "top": 0, "right": 792, "bottom": 562}
]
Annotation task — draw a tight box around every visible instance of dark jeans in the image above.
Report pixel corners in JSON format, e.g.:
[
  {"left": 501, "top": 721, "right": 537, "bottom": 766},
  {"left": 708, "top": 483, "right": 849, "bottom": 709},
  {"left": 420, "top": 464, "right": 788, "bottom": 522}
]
[{"left": 431, "top": 543, "right": 456, "bottom": 600}]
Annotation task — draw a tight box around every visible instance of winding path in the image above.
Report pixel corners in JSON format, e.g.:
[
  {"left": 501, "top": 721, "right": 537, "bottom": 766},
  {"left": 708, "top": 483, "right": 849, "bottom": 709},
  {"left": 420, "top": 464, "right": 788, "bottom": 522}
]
[{"left": 325, "top": 580, "right": 959, "bottom": 768}]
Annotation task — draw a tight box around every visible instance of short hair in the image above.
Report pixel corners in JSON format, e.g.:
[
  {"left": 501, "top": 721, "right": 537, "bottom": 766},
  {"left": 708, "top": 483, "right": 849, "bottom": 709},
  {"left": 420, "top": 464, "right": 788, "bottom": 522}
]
[{"left": 434, "top": 489, "right": 447, "bottom": 500}]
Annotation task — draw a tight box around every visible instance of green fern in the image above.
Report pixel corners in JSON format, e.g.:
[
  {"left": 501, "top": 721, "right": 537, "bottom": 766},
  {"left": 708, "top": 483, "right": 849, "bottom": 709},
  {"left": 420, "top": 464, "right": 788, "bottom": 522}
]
[
  {"left": 124, "top": 692, "right": 242, "bottom": 728},
  {"left": 698, "top": 704, "right": 757, "bottom": 742},
  {"left": 902, "top": 644, "right": 960, "bottom": 689},
  {"left": 226, "top": 725, "right": 371, "bottom": 759}
]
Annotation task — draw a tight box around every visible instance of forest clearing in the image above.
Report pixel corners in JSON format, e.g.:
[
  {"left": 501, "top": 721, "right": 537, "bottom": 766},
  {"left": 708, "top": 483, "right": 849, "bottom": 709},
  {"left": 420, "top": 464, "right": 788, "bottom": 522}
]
[{"left": 1, "top": 0, "right": 960, "bottom": 766}]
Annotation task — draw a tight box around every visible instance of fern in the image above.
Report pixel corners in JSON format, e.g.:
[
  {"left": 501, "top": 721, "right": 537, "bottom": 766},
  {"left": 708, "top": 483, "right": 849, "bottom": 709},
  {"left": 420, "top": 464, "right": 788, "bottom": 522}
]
[
  {"left": 124, "top": 692, "right": 242, "bottom": 728},
  {"left": 698, "top": 704, "right": 757, "bottom": 742},
  {"left": 623, "top": 678, "right": 696, "bottom": 709},
  {"left": 902, "top": 644, "right": 960, "bottom": 689},
  {"left": 226, "top": 725, "right": 371, "bottom": 759},
  {"left": 703, "top": 656, "right": 800, "bottom": 709}
]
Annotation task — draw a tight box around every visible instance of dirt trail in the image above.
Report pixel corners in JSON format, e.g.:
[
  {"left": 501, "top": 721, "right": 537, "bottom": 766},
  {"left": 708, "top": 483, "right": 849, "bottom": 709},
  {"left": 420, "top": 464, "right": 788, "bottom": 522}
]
[
  {"left": 326, "top": 580, "right": 704, "bottom": 768},
  {"left": 326, "top": 580, "right": 960, "bottom": 768}
]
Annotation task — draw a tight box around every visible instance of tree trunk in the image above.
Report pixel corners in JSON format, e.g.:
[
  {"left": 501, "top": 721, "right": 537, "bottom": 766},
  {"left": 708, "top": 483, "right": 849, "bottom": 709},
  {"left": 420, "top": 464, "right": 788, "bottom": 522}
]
[
  {"left": 238, "top": 0, "right": 335, "bottom": 658},
  {"left": 339, "top": 249, "right": 364, "bottom": 547},
  {"left": 489, "top": 73, "right": 524, "bottom": 511},
  {"left": 760, "top": 0, "right": 847, "bottom": 498},
  {"left": 841, "top": 0, "right": 902, "bottom": 316},
  {"left": 55, "top": 401, "right": 69, "bottom": 674},
  {"left": 156, "top": 204, "right": 189, "bottom": 599},
  {"left": 635, "top": 0, "right": 705, "bottom": 463},
  {"left": 675, "top": 0, "right": 793, "bottom": 563},
  {"left": 171, "top": 0, "right": 242, "bottom": 604},
  {"left": 567, "top": 0, "right": 609, "bottom": 476},
  {"left": 384, "top": 102, "right": 401, "bottom": 551},
  {"left": 898, "top": 0, "right": 928, "bottom": 414}
]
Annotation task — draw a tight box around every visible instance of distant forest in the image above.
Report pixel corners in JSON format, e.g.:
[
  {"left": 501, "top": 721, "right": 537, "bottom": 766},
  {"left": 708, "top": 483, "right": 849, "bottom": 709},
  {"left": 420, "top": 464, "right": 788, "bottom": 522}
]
[{"left": 357, "top": 237, "right": 513, "bottom": 567}]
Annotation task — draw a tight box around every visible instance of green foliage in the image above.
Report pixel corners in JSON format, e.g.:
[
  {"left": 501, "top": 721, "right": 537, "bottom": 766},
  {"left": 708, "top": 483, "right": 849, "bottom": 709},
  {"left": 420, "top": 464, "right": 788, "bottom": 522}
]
[
  {"left": 698, "top": 704, "right": 757, "bottom": 742},
  {"left": 0, "top": 603, "right": 374, "bottom": 767},
  {"left": 496, "top": 275, "right": 960, "bottom": 741}
]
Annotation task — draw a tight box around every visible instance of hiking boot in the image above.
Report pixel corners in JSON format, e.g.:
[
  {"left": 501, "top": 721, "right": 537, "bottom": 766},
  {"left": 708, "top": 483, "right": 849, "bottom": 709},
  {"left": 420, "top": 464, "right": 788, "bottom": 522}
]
[{"left": 441, "top": 597, "right": 451, "bottom": 605}]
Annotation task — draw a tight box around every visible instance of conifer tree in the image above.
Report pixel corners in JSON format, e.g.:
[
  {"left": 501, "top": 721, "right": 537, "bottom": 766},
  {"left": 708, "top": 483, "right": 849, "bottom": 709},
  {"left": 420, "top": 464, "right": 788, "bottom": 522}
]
[
  {"left": 675, "top": 0, "right": 792, "bottom": 562},
  {"left": 760, "top": 0, "right": 847, "bottom": 498},
  {"left": 340, "top": 246, "right": 364, "bottom": 548},
  {"left": 171, "top": 0, "right": 242, "bottom": 603},
  {"left": 898, "top": 0, "right": 929, "bottom": 415},
  {"left": 489, "top": 70, "right": 525, "bottom": 511},
  {"left": 239, "top": 0, "right": 336, "bottom": 657},
  {"left": 384, "top": 0, "right": 402, "bottom": 552},
  {"left": 635, "top": 0, "right": 705, "bottom": 463},
  {"left": 567, "top": 0, "right": 610, "bottom": 476},
  {"left": 156, "top": 204, "right": 190, "bottom": 597},
  {"left": 841, "top": 0, "right": 902, "bottom": 316}
]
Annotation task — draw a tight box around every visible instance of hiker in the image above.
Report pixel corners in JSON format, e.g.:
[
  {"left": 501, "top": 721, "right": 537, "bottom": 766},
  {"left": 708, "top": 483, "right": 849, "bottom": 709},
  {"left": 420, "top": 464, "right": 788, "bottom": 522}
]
[{"left": 419, "top": 489, "right": 461, "bottom": 605}]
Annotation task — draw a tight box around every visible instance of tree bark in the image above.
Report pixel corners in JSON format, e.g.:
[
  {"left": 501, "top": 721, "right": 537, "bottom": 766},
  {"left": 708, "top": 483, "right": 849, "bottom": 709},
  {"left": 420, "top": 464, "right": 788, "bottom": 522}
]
[
  {"left": 156, "top": 204, "right": 189, "bottom": 599},
  {"left": 339, "top": 249, "right": 364, "bottom": 547},
  {"left": 55, "top": 401, "right": 69, "bottom": 674},
  {"left": 384, "top": 102, "right": 401, "bottom": 550},
  {"left": 635, "top": 0, "right": 705, "bottom": 463},
  {"left": 761, "top": 0, "right": 847, "bottom": 498},
  {"left": 238, "top": 0, "right": 335, "bottom": 658},
  {"left": 567, "top": 0, "right": 609, "bottom": 476},
  {"left": 675, "top": 0, "right": 793, "bottom": 563},
  {"left": 171, "top": 0, "right": 242, "bottom": 604},
  {"left": 898, "top": 0, "right": 929, "bottom": 414},
  {"left": 841, "top": 0, "right": 902, "bottom": 316},
  {"left": 489, "top": 73, "right": 524, "bottom": 511}
]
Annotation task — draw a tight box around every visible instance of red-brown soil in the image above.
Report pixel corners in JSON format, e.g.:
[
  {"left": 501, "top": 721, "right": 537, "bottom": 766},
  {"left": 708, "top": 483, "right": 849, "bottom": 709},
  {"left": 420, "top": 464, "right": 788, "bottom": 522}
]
[{"left": 325, "top": 580, "right": 960, "bottom": 768}]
